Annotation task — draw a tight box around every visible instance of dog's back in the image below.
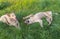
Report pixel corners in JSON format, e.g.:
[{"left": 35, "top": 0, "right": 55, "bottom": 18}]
[{"left": 34, "top": 11, "right": 51, "bottom": 19}]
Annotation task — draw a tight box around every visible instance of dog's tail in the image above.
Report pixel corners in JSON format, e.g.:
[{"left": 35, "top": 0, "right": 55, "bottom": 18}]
[
  {"left": 46, "top": 11, "right": 59, "bottom": 16},
  {"left": 48, "top": 11, "right": 59, "bottom": 15},
  {"left": 53, "top": 13, "right": 59, "bottom": 15}
]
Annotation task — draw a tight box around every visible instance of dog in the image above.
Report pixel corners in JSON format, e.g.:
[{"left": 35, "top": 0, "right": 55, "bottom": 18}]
[
  {"left": 23, "top": 11, "right": 52, "bottom": 27},
  {"left": 0, "top": 13, "right": 20, "bottom": 28}
]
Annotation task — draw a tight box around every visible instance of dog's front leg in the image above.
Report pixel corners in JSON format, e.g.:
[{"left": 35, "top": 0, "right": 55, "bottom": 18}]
[{"left": 38, "top": 20, "right": 43, "bottom": 27}]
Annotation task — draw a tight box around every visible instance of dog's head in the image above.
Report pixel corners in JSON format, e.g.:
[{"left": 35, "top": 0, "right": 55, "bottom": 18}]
[
  {"left": 23, "top": 14, "right": 34, "bottom": 24},
  {"left": 7, "top": 13, "right": 20, "bottom": 28}
]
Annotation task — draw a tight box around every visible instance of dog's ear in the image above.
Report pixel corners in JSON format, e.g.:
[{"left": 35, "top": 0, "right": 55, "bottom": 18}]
[{"left": 23, "top": 14, "right": 33, "bottom": 19}]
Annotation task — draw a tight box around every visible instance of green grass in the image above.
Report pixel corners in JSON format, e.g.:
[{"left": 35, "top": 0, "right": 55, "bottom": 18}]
[{"left": 0, "top": 0, "right": 60, "bottom": 39}]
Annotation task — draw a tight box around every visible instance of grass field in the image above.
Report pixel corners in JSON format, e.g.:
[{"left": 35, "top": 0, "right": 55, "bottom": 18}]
[{"left": 0, "top": 0, "right": 60, "bottom": 39}]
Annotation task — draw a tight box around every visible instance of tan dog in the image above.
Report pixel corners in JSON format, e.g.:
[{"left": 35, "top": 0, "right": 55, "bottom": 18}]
[
  {"left": 0, "top": 13, "right": 20, "bottom": 28},
  {"left": 23, "top": 11, "right": 52, "bottom": 27}
]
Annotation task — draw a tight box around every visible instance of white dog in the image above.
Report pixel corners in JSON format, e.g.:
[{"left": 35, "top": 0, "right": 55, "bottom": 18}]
[
  {"left": 0, "top": 13, "right": 20, "bottom": 28},
  {"left": 23, "top": 11, "right": 52, "bottom": 27}
]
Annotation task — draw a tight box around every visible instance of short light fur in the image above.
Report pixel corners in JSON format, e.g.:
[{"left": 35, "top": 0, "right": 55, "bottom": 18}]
[
  {"left": 23, "top": 11, "right": 52, "bottom": 27},
  {"left": 0, "top": 13, "right": 20, "bottom": 28}
]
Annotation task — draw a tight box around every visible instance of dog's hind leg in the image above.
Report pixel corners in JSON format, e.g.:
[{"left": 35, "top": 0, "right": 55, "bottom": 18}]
[{"left": 46, "top": 17, "right": 52, "bottom": 25}]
